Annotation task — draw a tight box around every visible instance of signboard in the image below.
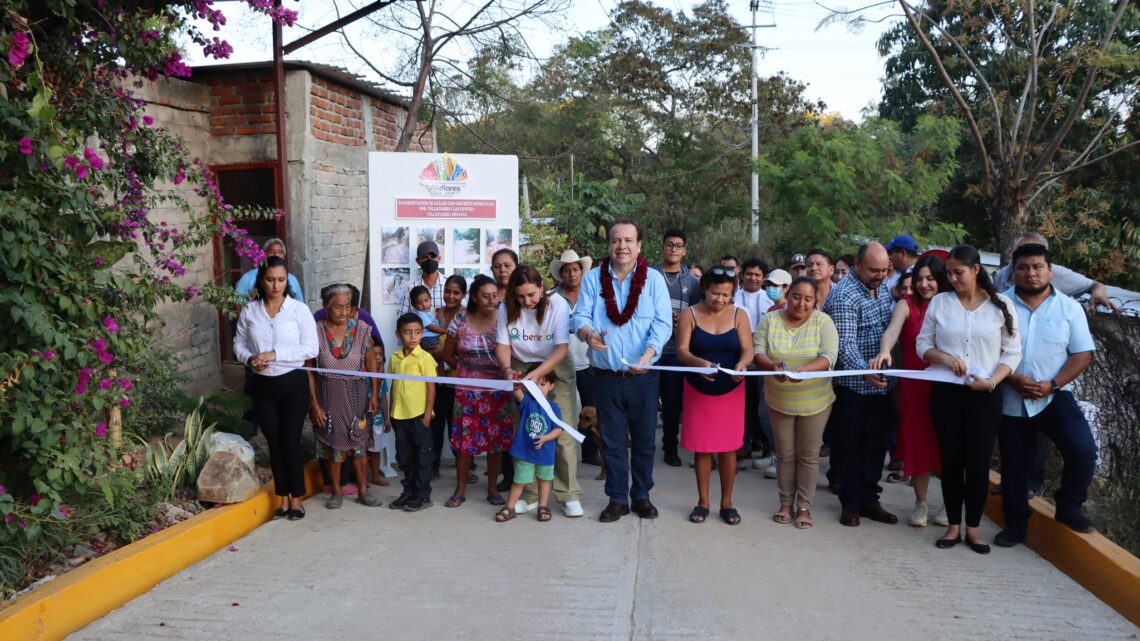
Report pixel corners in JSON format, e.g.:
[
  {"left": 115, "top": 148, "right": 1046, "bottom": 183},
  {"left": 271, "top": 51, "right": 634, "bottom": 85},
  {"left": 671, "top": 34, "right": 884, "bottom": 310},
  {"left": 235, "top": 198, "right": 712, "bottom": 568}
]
[{"left": 368, "top": 152, "right": 520, "bottom": 349}]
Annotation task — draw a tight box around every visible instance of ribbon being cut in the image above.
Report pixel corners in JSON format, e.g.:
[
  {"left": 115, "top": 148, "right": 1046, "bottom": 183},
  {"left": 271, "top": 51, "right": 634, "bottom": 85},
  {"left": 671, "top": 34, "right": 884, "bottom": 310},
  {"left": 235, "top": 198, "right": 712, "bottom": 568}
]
[
  {"left": 619, "top": 359, "right": 987, "bottom": 385},
  {"left": 298, "top": 366, "right": 585, "bottom": 443}
]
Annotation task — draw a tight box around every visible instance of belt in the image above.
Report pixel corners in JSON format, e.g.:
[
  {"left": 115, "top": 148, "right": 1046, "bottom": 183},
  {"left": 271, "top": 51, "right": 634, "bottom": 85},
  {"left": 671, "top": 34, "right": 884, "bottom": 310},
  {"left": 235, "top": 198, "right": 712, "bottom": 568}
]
[{"left": 594, "top": 367, "right": 640, "bottom": 379}]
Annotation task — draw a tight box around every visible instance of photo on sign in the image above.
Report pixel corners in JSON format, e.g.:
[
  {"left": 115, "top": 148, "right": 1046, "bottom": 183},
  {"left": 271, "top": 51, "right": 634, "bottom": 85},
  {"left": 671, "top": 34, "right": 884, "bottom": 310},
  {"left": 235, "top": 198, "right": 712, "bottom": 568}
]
[
  {"left": 382, "top": 268, "right": 411, "bottom": 306},
  {"left": 416, "top": 227, "right": 446, "bottom": 260},
  {"left": 484, "top": 228, "right": 513, "bottom": 263},
  {"left": 452, "top": 227, "right": 481, "bottom": 264},
  {"left": 381, "top": 226, "right": 410, "bottom": 264},
  {"left": 454, "top": 267, "right": 483, "bottom": 283}
]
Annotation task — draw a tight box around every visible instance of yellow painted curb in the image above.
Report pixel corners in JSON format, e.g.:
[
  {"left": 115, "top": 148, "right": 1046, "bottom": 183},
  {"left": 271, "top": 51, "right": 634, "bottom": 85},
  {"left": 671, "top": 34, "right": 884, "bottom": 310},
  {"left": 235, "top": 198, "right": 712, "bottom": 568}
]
[
  {"left": 0, "top": 461, "right": 323, "bottom": 641},
  {"left": 985, "top": 470, "right": 1140, "bottom": 627}
]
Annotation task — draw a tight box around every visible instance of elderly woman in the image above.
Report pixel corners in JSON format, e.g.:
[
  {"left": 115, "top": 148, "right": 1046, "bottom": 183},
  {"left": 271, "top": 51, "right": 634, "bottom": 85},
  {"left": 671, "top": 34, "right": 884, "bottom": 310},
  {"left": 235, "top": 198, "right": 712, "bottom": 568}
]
[
  {"left": 491, "top": 248, "right": 519, "bottom": 305},
  {"left": 675, "top": 266, "right": 754, "bottom": 525},
  {"left": 306, "top": 284, "right": 383, "bottom": 509},
  {"left": 234, "top": 256, "right": 318, "bottom": 520},
  {"left": 495, "top": 265, "right": 582, "bottom": 517},
  {"left": 442, "top": 275, "right": 513, "bottom": 507},
  {"left": 754, "top": 276, "right": 839, "bottom": 530}
]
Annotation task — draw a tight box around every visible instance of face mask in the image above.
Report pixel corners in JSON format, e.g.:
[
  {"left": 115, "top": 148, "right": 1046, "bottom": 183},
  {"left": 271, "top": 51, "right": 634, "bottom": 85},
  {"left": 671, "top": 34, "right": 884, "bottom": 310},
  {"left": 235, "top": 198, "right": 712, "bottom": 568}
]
[
  {"left": 765, "top": 286, "right": 782, "bottom": 301},
  {"left": 421, "top": 259, "right": 439, "bottom": 275}
]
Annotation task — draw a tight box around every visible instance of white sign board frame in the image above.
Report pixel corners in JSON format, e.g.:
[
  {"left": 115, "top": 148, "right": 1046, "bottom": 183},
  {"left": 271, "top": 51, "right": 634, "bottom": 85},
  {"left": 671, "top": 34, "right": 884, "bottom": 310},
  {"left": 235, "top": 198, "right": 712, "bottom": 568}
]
[{"left": 367, "top": 152, "right": 519, "bottom": 352}]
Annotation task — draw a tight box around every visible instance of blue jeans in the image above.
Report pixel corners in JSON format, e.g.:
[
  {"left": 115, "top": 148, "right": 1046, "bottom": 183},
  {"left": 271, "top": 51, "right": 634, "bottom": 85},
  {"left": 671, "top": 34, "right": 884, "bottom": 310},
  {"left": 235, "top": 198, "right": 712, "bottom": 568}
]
[
  {"left": 595, "top": 368, "right": 660, "bottom": 503},
  {"left": 998, "top": 391, "right": 1096, "bottom": 533}
]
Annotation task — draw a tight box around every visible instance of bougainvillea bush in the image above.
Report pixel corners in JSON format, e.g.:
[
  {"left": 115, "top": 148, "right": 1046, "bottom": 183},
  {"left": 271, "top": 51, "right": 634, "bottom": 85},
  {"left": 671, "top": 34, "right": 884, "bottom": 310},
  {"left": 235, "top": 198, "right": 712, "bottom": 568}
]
[{"left": 0, "top": 1, "right": 294, "bottom": 591}]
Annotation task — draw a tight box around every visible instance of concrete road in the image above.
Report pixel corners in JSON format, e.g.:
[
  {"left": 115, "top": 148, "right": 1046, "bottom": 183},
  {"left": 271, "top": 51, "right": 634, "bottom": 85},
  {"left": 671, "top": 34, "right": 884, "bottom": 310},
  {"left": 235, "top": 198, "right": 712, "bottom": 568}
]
[{"left": 70, "top": 454, "right": 1136, "bottom": 641}]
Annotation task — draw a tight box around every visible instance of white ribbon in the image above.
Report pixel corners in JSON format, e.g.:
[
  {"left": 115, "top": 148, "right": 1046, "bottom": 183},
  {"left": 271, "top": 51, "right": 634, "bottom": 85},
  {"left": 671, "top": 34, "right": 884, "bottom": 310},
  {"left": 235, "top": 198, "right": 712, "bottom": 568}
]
[
  {"left": 298, "top": 366, "right": 584, "bottom": 442},
  {"left": 621, "top": 359, "right": 984, "bottom": 385}
]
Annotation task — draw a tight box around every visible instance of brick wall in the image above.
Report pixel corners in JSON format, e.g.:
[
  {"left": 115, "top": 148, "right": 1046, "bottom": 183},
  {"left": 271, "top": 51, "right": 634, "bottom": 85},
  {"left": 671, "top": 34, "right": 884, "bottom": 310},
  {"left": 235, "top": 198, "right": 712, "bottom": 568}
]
[
  {"left": 370, "top": 100, "right": 433, "bottom": 151},
  {"left": 310, "top": 76, "right": 365, "bottom": 146},
  {"left": 207, "top": 73, "right": 276, "bottom": 138}
]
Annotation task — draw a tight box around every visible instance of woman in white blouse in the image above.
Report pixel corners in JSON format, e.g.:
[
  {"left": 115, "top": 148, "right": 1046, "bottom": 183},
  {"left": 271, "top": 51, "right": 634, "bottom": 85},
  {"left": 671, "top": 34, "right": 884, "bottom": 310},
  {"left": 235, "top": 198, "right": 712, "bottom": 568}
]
[
  {"left": 234, "top": 256, "right": 319, "bottom": 520},
  {"left": 495, "top": 265, "right": 581, "bottom": 517},
  {"left": 916, "top": 245, "right": 1020, "bottom": 554}
]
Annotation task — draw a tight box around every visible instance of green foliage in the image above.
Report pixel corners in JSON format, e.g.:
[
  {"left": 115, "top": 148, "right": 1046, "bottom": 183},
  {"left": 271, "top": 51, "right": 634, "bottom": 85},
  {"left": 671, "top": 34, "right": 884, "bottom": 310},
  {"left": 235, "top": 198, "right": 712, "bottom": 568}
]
[
  {"left": 181, "top": 392, "right": 254, "bottom": 440},
  {"left": 121, "top": 349, "right": 190, "bottom": 440},
  {"left": 756, "top": 116, "right": 966, "bottom": 258},
  {"left": 137, "top": 400, "right": 216, "bottom": 501},
  {"left": 530, "top": 175, "right": 645, "bottom": 261}
]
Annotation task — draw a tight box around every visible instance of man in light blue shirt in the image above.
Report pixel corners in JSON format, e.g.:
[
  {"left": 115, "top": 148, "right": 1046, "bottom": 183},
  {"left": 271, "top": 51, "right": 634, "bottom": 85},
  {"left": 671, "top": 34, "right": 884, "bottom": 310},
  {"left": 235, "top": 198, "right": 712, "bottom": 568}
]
[
  {"left": 234, "top": 238, "right": 303, "bottom": 301},
  {"left": 572, "top": 218, "right": 672, "bottom": 522},
  {"left": 996, "top": 243, "right": 1097, "bottom": 547}
]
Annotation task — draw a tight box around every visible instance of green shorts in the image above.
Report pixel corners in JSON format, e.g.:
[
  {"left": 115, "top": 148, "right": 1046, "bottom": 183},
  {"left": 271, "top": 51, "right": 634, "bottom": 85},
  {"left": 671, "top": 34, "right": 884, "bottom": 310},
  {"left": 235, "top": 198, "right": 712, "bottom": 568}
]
[{"left": 513, "top": 460, "right": 554, "bottom": 484}]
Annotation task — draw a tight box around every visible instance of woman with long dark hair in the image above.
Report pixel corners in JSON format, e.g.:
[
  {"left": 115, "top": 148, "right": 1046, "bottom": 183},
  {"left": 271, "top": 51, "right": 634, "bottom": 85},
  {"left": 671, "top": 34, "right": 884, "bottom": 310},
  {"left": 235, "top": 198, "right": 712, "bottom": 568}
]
[
  {"left": 872, "top": 252, "right": 951, "bottom": 527},
  {"left": 429, "top": 274, "right": 468, "bottom": 479},
  {"left": 233, "top": 256, "right": 318, "bottom": 520},
  {"left": 916, "top": 245, "right": 1020, "bottom": 554}
]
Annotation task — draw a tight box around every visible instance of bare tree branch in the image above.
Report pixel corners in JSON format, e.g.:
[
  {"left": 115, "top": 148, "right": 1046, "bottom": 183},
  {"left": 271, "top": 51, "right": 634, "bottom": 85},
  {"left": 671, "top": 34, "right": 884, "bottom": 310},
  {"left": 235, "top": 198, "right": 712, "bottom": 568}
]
[{"left": 1027, "top": 139, "right": 1140, "bottom": 205}]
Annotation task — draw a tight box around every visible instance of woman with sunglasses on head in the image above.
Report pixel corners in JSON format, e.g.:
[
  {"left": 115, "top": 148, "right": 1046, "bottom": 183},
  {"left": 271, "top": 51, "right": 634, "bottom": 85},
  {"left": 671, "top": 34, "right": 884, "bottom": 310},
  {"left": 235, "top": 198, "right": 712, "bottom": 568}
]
[
  {"left": 675, "top": 266, "right": 754, "bottom": 525},
  {"left": 916, "top": 245, "right": 1020, "bottom": 554}
]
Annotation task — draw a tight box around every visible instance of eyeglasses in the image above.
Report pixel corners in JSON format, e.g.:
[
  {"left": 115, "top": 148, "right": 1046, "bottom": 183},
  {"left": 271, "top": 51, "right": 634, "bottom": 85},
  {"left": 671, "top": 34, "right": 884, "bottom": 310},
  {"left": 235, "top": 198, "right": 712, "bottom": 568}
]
[
  {"left": 664, "top": 242, "right": 686, "bottom": 250},
  {"left": 709, "top": 266, "right": 736, "bottom": 278}
]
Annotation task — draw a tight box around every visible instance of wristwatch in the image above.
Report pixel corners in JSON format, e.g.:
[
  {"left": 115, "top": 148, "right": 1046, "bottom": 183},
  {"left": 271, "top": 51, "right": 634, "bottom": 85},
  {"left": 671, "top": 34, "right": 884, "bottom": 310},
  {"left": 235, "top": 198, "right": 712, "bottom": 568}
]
[{"left": 1049, "top": 378, "right": 1059, "bottom": 393}]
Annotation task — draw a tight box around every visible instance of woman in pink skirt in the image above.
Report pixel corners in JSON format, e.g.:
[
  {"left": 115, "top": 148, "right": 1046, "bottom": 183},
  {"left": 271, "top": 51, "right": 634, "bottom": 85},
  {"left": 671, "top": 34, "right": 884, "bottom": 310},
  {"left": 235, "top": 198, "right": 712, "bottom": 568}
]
[{"left": 675, "top": 267, "right": 754, "bottom": 525}]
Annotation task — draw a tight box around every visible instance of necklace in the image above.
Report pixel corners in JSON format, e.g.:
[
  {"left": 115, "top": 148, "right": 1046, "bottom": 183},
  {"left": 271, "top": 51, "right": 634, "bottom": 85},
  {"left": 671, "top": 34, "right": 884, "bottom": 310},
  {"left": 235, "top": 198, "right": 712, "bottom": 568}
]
[
  {"left": 600, "top": 257, "right": 648, "bottom": 326},
  {"left": 324, "top": 318, "right": 357, "bottom": 359},
  {"left": 662, "top": 267, "right": 682, "bottom": 287}
]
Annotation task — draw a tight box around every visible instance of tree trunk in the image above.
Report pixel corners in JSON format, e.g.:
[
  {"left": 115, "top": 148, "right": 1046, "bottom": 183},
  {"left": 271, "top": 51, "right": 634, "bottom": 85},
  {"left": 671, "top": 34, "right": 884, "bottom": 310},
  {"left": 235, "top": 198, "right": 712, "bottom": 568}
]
[
  {"left": 395, "top": 42, "right": 433, "bottom": 152},
  {"left": 996, "top": 191, "right": 1029, "bottom": 264}
]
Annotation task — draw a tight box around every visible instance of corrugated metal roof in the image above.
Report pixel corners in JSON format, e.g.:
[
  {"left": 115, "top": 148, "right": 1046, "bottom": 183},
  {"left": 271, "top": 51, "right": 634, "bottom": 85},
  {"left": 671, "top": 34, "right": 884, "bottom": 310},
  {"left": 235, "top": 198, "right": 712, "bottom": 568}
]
[{"left": 192, "top": 60, "right": 410, "bottom": 107}]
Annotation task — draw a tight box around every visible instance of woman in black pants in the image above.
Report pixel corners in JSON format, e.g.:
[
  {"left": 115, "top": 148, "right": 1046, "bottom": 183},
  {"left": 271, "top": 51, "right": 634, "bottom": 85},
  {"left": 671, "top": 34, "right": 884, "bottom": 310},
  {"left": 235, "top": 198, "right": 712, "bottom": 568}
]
[
  {"left": 915, "top": 245, "right": 1020, "bottom": 554},
  {"left": 234, "top": 256, "right": 319, "bottom": 519}
]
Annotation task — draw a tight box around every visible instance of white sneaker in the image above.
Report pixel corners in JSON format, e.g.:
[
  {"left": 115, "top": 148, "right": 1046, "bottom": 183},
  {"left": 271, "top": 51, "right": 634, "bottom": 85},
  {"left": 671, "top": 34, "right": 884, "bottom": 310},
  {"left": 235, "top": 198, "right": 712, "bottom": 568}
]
[
  {"left": 751, "top": 457, "right": 767, "bottom": 471},
  {"left": 514, "top": 500, "right": 537, "bottom": 514},
  {"left": 909, "top": 501, "right": 929, "bottom": 527},
  {"left": 931, "top": 504, "right": 949, "bottom": 526},
  {"left": 764, "top": 457, "right": 778, "bottom": 479},
  {"left": 561, "top": 500, "right": 584, "bottom": 517}
]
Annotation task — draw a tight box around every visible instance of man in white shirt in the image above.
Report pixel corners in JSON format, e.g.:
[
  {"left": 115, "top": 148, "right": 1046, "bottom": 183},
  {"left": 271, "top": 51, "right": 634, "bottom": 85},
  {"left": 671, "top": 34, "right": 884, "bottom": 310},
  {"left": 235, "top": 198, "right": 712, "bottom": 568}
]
[
  {"left": 991, "top": 232, "right": 1118, "bottom": 313},
  {"left": 398, "top": 240, "right": 445, "bottom": 313},
  {"left": 734, "top": 258, "right": 777, "bottom": 473}
]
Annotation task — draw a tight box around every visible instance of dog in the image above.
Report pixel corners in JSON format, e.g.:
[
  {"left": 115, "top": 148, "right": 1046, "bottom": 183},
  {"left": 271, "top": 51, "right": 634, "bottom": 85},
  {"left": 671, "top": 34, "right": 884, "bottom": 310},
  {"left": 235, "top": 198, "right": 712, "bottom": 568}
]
[{"left": 578, "top": 406, "right": 606, "bottom": 481}]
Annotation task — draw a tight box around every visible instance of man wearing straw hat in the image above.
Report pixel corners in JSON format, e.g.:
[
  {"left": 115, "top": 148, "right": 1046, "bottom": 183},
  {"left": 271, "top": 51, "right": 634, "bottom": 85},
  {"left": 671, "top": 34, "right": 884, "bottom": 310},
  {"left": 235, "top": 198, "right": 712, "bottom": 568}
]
[{"left": 550, "top": 249, "right": 600, "bottom": 465}]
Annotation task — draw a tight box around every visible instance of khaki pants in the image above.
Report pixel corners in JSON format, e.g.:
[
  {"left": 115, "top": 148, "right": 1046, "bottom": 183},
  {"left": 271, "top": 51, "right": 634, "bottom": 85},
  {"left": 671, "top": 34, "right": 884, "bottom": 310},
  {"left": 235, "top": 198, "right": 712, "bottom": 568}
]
[
  {"left": 516, "top": 356, "right": 582, "bottom": 504},
  {"left": 770, "top": 405, "right": 832, "bottom": 511}
]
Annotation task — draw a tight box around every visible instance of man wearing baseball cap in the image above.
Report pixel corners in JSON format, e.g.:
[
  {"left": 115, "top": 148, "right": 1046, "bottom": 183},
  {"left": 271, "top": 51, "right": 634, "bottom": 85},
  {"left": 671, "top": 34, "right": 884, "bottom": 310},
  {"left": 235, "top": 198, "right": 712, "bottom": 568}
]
[
  {"left": 884, "top": 234, "right": 919, "bottom": 295},
  {"left": 789, "top": 254, "right": 807, "bottom": 278},
  {"left": 399, "top": 240, "right": 445, "bottom": 313}
]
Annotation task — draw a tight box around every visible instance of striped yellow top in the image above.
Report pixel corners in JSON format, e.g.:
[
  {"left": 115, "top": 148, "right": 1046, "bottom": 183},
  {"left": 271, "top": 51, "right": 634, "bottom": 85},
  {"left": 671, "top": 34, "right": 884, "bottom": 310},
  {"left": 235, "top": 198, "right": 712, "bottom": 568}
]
[{"left": 753, "top": 311, "right": 839, "bottom": 416}]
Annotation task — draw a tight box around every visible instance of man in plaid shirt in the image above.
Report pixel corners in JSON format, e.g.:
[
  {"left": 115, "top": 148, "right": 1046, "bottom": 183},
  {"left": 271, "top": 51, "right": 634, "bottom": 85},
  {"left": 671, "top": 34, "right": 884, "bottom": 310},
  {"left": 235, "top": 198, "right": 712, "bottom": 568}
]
[{"left": 822, "top": 242, "right": 899, "bottom": 527}]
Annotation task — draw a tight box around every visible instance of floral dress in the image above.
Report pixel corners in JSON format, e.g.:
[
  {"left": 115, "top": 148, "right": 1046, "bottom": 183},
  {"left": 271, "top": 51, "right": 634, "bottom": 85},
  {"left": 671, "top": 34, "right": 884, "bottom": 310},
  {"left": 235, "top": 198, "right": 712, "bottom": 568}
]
[
  {"left": 312, "top": 319, "right": 372, "bottom": 461},
  {"left": 447, "top": 311, "right": 513, "bottom": 456}
]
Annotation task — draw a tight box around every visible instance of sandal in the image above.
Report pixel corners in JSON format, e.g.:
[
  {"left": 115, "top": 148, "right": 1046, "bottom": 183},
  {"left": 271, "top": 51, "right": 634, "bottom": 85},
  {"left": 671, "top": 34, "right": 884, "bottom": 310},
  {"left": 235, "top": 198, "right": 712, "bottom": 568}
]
[
  {"left": 444, "top": 495, "right": 466, "bottom": 508},
  {"left": 795, "top": 508, "right": 814, "bottom": 529},
  {"left": 486, "top": 494, "right": 506, "bottom": 506},
  {"left": 719, "top": 507, "right": 741, "bottom": 525},
  {"left": 886, "top": 472, "right": 909, "bottom": 484},
  {"left": 536, "top": 506, "right": 552, "bottom": 522},
  {"left": 494, "top": 507, "right": 516, "bottom": 522},
  {"left": 689, "top": 506, "right": 710, "bottom": 524},
  {"left": 772, "top": 508, "right": 792, "bottom": 524}
]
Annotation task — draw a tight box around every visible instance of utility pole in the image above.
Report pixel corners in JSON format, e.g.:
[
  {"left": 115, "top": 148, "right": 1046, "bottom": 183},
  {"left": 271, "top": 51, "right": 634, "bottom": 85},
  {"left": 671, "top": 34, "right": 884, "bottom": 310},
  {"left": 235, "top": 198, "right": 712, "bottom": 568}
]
[{"left": 747, "top": 1, "right": 775, "bottom": 246}]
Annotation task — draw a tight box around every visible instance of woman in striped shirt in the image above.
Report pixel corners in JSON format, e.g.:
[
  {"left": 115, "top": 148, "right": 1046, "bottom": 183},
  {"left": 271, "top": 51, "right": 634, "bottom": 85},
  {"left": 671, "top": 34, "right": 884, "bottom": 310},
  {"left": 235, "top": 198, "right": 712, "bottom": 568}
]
[{"left": 753, "top": 276, "right": 839, "bottom": 529}]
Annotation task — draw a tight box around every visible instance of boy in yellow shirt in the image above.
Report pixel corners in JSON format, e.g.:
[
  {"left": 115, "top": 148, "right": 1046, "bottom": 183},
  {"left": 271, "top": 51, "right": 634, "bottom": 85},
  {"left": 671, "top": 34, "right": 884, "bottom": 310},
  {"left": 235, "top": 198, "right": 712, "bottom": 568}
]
[{"left": 387, "top": 312, "right": 438, "bottom": 511}]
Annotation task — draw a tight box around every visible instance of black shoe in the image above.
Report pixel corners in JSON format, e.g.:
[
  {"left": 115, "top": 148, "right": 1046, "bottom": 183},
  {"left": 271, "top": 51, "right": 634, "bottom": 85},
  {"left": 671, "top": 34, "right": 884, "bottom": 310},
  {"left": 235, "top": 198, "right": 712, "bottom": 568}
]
[
  {"left": 994, "top": 529, "right": 1026, "bottom": 548},
  {"left": 839, "top": 506, "right": 860, "bottom": 527},
  {"left": 403, "top": 496, "right": 433, "bottom": 512},
  {"left": 887, "top": 459, "right": 904, "bottom": 472},
  {"left": 599, "top": 501, "right": 630, "bottom": 522},
  {"left": 966, "top": 539, "right": 991, "bottom": 555},
  {"left": 496, "top": 478, "right": 513, "bottom": 493},
  {"left": 935, "top": 536, "right": 961, "bottom": 549},
  {"left": 272, "top": 507, "right": 289, "bottom": 520},
  {"left": 859, "top": 504, "right": 899, "bottom": 524},
  {"left": 1056, "top": 511, "right": 1095, "bottom": 533},
  {"left": 582, "top": 453, "right": 603, "bottom": 466},
  {"left": 389, "top": 494, "right": 411, "bottom": 510},
  {"left": 663, "top": 451, "right": 682, "bottom": 467},
  {"left": 287, "top": 507, "right": 305, "bottom": 520},
  {"left": 632, "top": 499, "right": 658, "bottom": 519}
]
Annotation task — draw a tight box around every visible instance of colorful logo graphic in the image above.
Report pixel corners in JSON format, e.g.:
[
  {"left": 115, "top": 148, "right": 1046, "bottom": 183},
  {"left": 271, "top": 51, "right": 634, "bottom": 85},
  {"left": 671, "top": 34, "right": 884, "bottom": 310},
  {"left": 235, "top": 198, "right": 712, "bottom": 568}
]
[{"left": 419, "top": 154, "right": 468, "bottom": 196}]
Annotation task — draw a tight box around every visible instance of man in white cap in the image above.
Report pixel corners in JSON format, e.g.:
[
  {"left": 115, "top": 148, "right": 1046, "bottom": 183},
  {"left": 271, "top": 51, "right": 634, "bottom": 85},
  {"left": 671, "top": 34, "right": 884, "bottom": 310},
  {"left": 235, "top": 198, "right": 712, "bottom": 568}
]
[
  {"left": 398, "top": 240, "right": 445, "bottom": 313},
  {"left": 549, "top": 249, "right": 600, "bottom": 465}
]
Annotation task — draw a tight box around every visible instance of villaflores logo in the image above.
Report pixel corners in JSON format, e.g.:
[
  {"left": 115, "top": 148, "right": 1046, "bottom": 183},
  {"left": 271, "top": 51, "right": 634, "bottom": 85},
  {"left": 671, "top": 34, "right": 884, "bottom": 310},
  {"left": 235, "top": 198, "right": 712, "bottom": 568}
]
[{"left": 419, "top": 153, "right": 468, "bottom": 197}]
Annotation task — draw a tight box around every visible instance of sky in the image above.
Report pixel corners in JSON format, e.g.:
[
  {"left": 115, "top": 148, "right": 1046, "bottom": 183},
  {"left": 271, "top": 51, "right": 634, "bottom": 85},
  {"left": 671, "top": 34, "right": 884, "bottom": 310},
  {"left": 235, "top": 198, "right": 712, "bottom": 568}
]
[{"left": 189, "top": 0, "right": 902, "bottom": 121}]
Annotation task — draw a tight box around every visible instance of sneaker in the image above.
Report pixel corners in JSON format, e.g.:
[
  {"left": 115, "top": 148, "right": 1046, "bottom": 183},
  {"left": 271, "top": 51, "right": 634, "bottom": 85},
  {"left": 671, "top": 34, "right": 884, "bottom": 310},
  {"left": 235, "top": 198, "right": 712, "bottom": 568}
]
[
  {"left": 561, "top": 500, "right": 584, "bottom": 517},
  {"left": 389, "top": 494, "right": 411, "bottom": 510},
  {"left": 908, "top": 501, "right": 929, "bottom": 527},
  {"left": 513, "top": 499, "right": 538, "bottom": 514},
  {"left": 764, "top": 457, "right": 778, "bottom": 479},
  {"left": 930, "top": 505, "right": 949, "bottom": 526},
  {"left": 751, "top": 457, "right": 767, "bottom": 471},
  {"left": 403, "top": 496, "right": 433, "bottom": 512}
]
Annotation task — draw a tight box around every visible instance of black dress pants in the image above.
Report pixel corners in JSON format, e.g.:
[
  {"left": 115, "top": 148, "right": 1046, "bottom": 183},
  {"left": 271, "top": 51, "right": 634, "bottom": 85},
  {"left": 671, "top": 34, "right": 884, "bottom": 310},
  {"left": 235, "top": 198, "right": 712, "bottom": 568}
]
[
  {"left": 930, "top": 382, "right": 1001, "bottom": 527},
  {"left": 252, "top": 370, "right": 309, "bottom": 497}
]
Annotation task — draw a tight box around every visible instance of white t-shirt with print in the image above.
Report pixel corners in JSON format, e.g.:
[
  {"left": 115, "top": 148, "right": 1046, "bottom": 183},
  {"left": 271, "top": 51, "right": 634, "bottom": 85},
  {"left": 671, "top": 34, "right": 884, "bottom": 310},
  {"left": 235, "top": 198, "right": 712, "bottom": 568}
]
[{"left": 496, "top": 293, "right": 571, "bottom": 363}]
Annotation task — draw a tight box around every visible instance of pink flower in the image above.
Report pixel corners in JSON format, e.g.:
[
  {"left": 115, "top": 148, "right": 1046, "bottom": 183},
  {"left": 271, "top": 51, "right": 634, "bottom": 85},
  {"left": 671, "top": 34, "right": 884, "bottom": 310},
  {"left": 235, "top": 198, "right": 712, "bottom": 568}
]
[
  {"left": 58, "top": 504, "right": 72, "bottom": 518},
  {"left": 64, "top": 155, "right": 79, "bottom": 169},
  {"left": 119, "top": 379, "right": 133, "bottom": 391},
  {"left": 119, "top": 397, "right": 132, "bottom": 408},
  {"left": 94, "top": 256, "right": 105, "bottom": 266},
  {"left": 99, "top": 379, "right": 112, "bottom": 390},
  {"left": 95, "top": 422, "right": 107, "bottom": 437},
  {"left": 98, "top": 351, "right": 114, "bottom": 364},
  {"left": 29, "top": 493, "right": 41, "bottom": 506},
  {"left": 142, "top": 115, "right": 154, "bottom": 126},
  {"left": 75, "top": 367, "right": 93, "bottom": 395},
  {"left": 18, "top": 137, "right": 33, "bottom": 155},
  {"left": 8, "top": 32, "right": 30, "bottom": 68},
  {"left": 3, "top": 514, "right": 11, "bottom": 525},
  {"left": 0, "top": 484, "right": 6, "bottom": 495},
  {"left": 17, "top": 520, "right": 26, "bottom": 530},
  {"left": 42, "top": 349, "right": 56, "bottom": 360},
  {"left": 102, "top": 315, "right": 119, "bottom": 334},
  {"left": 184, "top": 286, "right": 199, "bottom": 300},
  {"left": 75, "top": 164, "right": 89, "bottom": 180}
]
